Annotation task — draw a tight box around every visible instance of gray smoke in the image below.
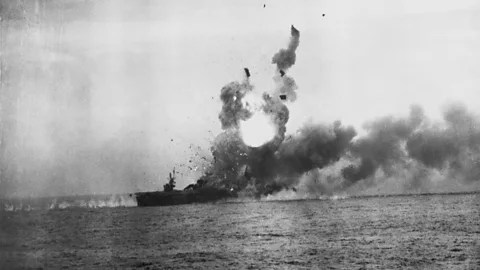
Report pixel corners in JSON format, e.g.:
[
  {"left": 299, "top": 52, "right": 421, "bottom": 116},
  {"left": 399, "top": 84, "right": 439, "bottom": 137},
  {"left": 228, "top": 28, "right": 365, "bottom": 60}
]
[
  {"left": 272, "top": 25, "right": 300, "bottom": 72},
  {"left": 341, "top": 105, "right": 425, "bottom": 186},
  {"left": 274, "top": 122, "right": 356, "bottom": 184},
  {"left": 200, "top": 22, "right": 480, "bottom": 196},
  {"left": 407, "top": 103, "right": 480, "bottom": 183},
  {"left": 269, "top": 26, "right": 301, "bottom": 103},
  {"left": 201, "top": 26, "right": 359, "bottom": 196},
  {"left": 336, "top": 102, "right": 480, "bottom": 193},
  {"left": 202, "top": 26, "right": 304, "bottom": 194},
  {"left": 271, "top": 25, "right": 300, "bottom": 103},
  {"left": 218, "top": 81, "right": 253, "bottom": 129},
  {"left": 203, "top": 45, "right": 480, "bottom": 196},
  {"left": 273, "top": 74, "right": 298, "bottom": 102}
]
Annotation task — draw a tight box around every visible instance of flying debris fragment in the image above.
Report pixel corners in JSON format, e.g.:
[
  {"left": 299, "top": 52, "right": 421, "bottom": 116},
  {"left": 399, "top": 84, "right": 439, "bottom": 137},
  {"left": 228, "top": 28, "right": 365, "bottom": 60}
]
[
  {"left": 244, "top": 68, "right": 251, "bottom": 78},
  {"left": 279, "top": 95, "right": 287, "bottom": 101},
  {"left": 279, "top": 70, "right": 285, "bottom": 77}
]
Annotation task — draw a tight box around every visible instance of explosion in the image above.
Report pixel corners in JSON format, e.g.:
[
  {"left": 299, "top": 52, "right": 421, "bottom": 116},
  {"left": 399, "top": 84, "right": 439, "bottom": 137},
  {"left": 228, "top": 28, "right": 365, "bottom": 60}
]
[
  {"left": 201, "top": 25, "right": 354, "bottom": 196},
  {"left": 239, "top": 92, "right": 278, "bottom": 147},
  {"left": 239, "top": 112, "right": 276, "bottom": 148},
  {"left": 190, "top": 25, "right": 480, "bottom": 198}
]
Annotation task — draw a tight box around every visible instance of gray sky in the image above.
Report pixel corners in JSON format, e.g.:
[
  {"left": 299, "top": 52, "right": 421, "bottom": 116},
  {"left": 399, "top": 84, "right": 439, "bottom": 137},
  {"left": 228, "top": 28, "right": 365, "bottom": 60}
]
[{"left": 1, "top": 0, "right": 480, "bottom": 197}]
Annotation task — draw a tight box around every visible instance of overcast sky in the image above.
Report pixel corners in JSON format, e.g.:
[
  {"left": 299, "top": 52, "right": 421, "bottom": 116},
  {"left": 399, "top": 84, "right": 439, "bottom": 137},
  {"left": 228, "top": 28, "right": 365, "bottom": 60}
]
[{"left": 2, "top": 0, "right": 480, "bottom": 196}]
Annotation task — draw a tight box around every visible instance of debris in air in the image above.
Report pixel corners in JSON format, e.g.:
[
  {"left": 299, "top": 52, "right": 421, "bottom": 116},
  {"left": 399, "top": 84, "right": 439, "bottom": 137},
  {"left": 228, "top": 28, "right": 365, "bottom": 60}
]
[
  {"left": 244, "top": 68, "right": 251, "bottom": 78},
  {"left": 279, "top": 95, "right": 287, "bottom": 100}
]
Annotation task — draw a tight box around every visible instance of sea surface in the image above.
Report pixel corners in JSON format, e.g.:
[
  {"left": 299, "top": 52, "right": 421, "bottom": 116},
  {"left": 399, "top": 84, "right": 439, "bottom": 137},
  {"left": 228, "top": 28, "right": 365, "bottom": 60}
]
[{"left": 1, "top": 193, "right": 479, "bottom": 269}]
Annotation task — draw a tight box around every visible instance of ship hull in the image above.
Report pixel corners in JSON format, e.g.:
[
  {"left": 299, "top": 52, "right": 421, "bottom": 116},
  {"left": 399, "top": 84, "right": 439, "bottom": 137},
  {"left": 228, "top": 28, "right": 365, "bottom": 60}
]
[{"left": 135, "top": 187, "right": 236, "bottom": 207}]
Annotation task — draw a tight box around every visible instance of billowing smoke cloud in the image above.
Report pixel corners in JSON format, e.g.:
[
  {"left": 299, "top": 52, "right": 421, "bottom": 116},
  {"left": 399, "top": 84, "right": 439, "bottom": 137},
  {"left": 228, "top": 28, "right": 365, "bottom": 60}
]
[
  {"left": 271, "top": 25, "right": 300, "bottom": 103},
  {"left": 341, "top": 105, "right": 425, "bottom": 186},
  {"left": 273, "top": 75, "right": 298, "bottom": 102},
  {"left": 339, "top": 103, "right": 480, "bottom": 187},
  {"left": 196, "top": 26, "right": 480, "bottom": 197},
  {"left": 272, "top": 25, "right": 300, "bottom": 72},
  {"left": 200, "top": 26, "right": 358, "bottom": 196},
  {"left": 218, "top": 81, "right": 253, "bottom": 129},
  {"left": 274, "top": 121, "right": 356, "bottom": 183},
  {"left": 407, "top": 103, "right": 480, "bottom": 183}
]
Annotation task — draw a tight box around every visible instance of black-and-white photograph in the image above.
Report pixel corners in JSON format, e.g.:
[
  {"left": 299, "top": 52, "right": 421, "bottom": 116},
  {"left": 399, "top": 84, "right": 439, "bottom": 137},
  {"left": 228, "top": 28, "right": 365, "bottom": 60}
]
[{"left": 1, "top": 0, "right": 479, "bottom": 269}]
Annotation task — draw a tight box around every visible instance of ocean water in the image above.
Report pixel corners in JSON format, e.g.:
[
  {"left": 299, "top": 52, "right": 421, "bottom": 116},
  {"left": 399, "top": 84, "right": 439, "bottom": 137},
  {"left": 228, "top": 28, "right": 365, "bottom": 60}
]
[{"left": 1, "top": 193, "right": 479, "bottom": 269}]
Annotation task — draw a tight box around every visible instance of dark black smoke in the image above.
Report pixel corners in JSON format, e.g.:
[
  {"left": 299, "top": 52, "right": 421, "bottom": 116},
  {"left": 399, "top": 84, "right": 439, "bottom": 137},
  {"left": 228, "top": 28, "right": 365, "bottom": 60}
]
[
  {"left": 195, "top": 26, "right": 480, "bottom": 198},
  {"left": 200, "top": 26, "right": 358, "bottom": 196},
  {"left": 341, "top": 105, "right": 425, "bottom": 186},
  {"left": 274, "top": 122, "right": 356, "bottom": 183},
  {"left": 406, "top": 103, "right": 480, "bottom": 183},
  {"left": 337, "top": 102, "right": 480, "bottom": 192}
]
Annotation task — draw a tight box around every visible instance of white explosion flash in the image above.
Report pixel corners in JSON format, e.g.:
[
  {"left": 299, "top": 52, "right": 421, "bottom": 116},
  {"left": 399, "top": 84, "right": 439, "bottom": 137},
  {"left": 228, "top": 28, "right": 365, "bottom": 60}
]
[
  {"left": 240, "top": 112, "right": 276, "bottom": 147},
  {"left": 239, "top": 93, "right": 276, "bottom": 147}
]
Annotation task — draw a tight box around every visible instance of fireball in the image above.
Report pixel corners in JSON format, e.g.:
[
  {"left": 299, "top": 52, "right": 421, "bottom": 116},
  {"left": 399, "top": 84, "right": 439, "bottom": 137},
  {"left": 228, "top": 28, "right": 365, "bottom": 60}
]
[
  {"left": 242, "top": 92, "right": 264, "bottom": 111},
  {"left": 239, "top": 111, "right": 276, "bottom": 147}
]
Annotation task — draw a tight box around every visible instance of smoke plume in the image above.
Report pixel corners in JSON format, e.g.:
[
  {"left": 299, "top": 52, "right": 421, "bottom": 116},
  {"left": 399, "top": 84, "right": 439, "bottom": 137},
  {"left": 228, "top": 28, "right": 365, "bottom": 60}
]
[
  {"left": 272, "top": 25, "right": 300, "bottom": 72},
  {"left": 218, "top": 81, "right": 253, "bottom": 129},
  {"left": 271, "top": 25, "right": 301, "bottom": 102},
  {"left": 200, "top": 26, "right": 357, "bottom": 196},
  {"left": 341, "top": 105, "right": 425, "bottom": 186},
  {"left": 196, "top": 25, "right": 480, "bottom": 197}
]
